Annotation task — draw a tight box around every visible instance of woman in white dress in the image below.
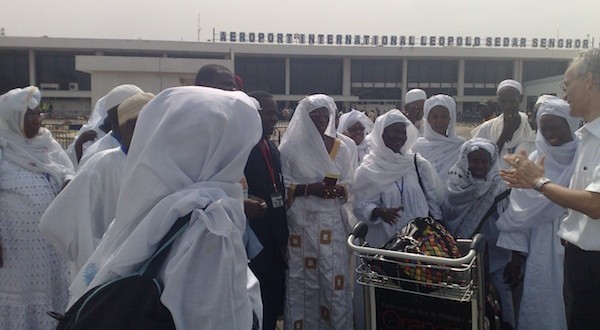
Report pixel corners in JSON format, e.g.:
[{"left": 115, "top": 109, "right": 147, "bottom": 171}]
[
  {"left": 352, "top": 109, "right": 443, "bottom": 248},
  {"left": 0, "top": 86, "right": 74, "bottom": 329},
  {"left": 337, "top": 109, "right": 373, "bottom": 165},
  {"left": 443, "top": 138, "right": 514, "bottom": 328},
  {"left": 497, "top": 97, "right": 578, "bottom": 330},
  {"left": 70, "top": 86, "right": 263, "bottom": 329},
  {"left": 280, "top": 94, "right": 354, "bottom": 330},
  {"left": 413, "top": 94, "right": 465, "bottom": 184}
]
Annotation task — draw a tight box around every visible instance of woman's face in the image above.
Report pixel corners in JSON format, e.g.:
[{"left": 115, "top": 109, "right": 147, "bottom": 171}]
[
  {"left": 345, "top": 121, "right": 365, "bottom": 145},
  {"left": 428, "top": 106, "right": 451, "bottom": 136},
  {"left": 23, "top": 106, "right": 42, "bottom": 138},
  {"left": 309, "top": 107, "right": 330, "bottom": 135},
  {"left": 382, "top": 122, "right": 407, "bottom": 153},
  {"left": 468, "top": 148, "right": 492, "bottom": 179},
  {"left": 539, "top": 114, "right": 573, "bottom": 147}
]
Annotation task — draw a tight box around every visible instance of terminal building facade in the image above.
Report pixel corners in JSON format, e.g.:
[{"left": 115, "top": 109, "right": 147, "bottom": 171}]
[{"left": 0, "top": 34, "right": 590, "bottom": 118}]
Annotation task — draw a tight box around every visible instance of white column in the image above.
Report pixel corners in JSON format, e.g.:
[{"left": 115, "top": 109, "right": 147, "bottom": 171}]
[
  {"left": 457, "top": 59, "right": 465, "bottom": 113},
  {"left": 342, "top": 58, "right": 351, "bottom": 96},
  {"left": 285, "top": 57, "right": 290, "bottom": 95},
  {"left": 402, "top": 58, "right": 408, "bottom": 103},
  {"left": 28, "top": 50, "right": 35, "bottom": 86}
]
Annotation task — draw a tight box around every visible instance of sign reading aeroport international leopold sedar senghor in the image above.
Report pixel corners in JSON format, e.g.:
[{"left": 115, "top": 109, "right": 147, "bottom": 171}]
[{"left": 218, "top": 31, "right": 594, "bottom": 49}]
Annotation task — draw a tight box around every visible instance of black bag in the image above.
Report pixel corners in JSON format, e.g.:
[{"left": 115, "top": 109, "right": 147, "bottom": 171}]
[{"left": 49, "top": 213, "right": 193, "bottom": 330}]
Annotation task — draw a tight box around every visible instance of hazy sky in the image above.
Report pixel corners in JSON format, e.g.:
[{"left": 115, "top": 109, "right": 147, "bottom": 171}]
[{"left": 2, "top": 0, "right": 598, "bottom": 43}]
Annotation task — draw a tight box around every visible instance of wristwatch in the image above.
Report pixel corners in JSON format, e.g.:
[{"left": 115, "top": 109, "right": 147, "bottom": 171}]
[{"left": 533, "top": 177, "right": 551, "bottom": 192}]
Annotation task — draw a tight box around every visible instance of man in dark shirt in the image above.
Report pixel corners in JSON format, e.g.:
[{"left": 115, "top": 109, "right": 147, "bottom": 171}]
[{"left": 245, "top": 91, "right": 288, "bottom": 330}]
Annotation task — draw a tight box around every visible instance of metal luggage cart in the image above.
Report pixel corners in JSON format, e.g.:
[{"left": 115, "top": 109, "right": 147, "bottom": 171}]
[{"left": 348, "top": 222, "right": 494, "bottom": 330}]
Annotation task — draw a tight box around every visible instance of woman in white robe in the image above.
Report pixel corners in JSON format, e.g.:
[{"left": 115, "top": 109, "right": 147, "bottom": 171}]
[
  {"left": 443, "top": 138, "right": 514, "bottom": 327},
  {"left": 0, "top": 86, "right": 74, "bottom": 329},
  {"left": 280, "top": 94, "right": 354, "bottom": 330},
  {"left": 337, "top": 109, "right": 374, "bottom": 165},
  {"left": 352, "top": 110, "right": 443, "bottom": 248},
  {"left": 496, "top": 98, "right": 578, "bottom": 330},
  {"left": 39, "top": 92, "right": 153, "bottom": 273},
  {"left": 413, "top": 94, "right": 465, "bottom": 184},
  {"left": 70, "top": 86, "right": 263, "bottom": 329},
  {"left": 66, "top": 84, "right": 142, "bottom": 167}
]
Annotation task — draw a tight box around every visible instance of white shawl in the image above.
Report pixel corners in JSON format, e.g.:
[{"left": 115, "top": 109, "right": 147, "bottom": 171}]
[
  {"left": 279, "top": 94, "right": 340, "bottom": 184},
  {"left": 444, "top": 138, "right": 506, "bottom": 238},
  {"left": 351, "top": 110, "right": 429, "bottom": 217},
  {"left": 70, "top": 86, "right": 262, "bottom": 329},
  {"left": 66, "top": 84, "right": 143, "bottom": 165},
  {"left": 0, "top": 86, "right": 74, "bottom": 184},
  {"left": 338, "top": 109, "right": 373, "bottom": 164},
  {"left": 497, "top": 98, "right": 579, "bottom": 232},
  {"left": 471, "top": 112, "right": 536, "bottom": 150},
  {"left": 413, "top": 94, "right": 465, "bottom": 182}
]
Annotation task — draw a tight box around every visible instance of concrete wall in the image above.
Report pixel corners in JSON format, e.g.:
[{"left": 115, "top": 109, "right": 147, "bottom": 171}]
[{"left": 76, "top": 56, "right": 233, "bottom": 106}]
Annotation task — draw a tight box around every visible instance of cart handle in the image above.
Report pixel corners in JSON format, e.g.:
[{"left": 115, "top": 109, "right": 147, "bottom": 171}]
[{"left": 347, "top": 233, "right": 478, "bottom": 267}]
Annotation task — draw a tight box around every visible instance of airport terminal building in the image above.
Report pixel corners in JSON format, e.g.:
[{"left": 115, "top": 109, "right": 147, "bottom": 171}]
[{"left": 0, "top": 33, "right": 592, "bottom": 117}]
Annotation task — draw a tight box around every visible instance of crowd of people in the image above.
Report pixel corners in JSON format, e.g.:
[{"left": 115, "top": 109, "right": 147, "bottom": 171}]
[{"left": 0, "top": 48, "right": 599, "bottom": 330}]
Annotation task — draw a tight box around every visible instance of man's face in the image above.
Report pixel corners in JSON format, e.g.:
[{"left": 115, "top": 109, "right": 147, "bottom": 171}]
[
  {"left": 259, "top": 98, "right": 279, "bottom": 138},
  {"left": 404, "top": 100, "right": 425, "bottom": 123},
  {"left": 204, "top": 70, "right": 237, "bottom": 91},
  {"left": 497, "top": 87, "right": 522, "bottom": 116},
  {"left": 562, "top": 64, "right": 588, "bottom": 120},
  {"left": 23, "top": 106, "right": 42, "bottom": 138}
]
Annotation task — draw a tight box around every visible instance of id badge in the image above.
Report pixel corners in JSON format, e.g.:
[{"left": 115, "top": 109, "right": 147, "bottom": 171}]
[{"left": 271, "top": 192, "right": 284, "bottom": 208}]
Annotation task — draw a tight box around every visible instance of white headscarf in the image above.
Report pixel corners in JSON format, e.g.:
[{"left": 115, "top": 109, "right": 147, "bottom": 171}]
[
  {"left": 337, "top": 109, "right": 374, "bottom": 161},
  {"left": 497, "top": 98, "right": 579, "bottom": 232},
  {"left": 0, "top": 86, "right": 74, "bottom": 183},
  {"left": 413, "top": 95, "right": 465, "bottom": 181},
  {"left": 279, "top": 94, "right": 339, "bottom": 184},
  {"left": 444, "top": 138, "right": 506, "bottom": 238},
  {"left": 70, "top": 86, "right": 261, "bottom": 300},
  {"left": 73, "top": 84, "right": 144, "bottom": 141},
  {"left": 337, "top": 109, "right": 374, "bottom": 136},
  {"left": 351, "top": 110, "right": 420, "bottom": 204}
]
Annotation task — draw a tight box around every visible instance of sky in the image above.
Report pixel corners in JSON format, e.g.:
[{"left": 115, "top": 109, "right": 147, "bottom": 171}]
[{"left": 1, "top": 0, "right": 599, "bottom": 44}]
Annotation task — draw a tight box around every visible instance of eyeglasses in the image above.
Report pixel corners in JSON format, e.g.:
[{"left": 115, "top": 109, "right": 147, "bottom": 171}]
[{"left": 559, "top": 83, "right": 567, "bottom": 93}]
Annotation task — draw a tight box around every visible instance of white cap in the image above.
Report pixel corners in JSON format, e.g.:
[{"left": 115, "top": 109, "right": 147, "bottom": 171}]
[
  {"left": 405, "top": 89, "right": 427, "bottom": 105},
  {"left": 497, "top": 79, "right": 522, "bottom": 94}
]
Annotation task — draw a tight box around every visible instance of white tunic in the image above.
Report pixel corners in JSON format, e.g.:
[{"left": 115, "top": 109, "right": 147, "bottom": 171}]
[
  {"left": 354, "top": 157, "right": 442, "bottom": 247},
  {"left": 0, "top": 160, "right": 69, "bottom": 329},
  {"left": 40, "top": 147, "right": 126, "bottom": 272}
]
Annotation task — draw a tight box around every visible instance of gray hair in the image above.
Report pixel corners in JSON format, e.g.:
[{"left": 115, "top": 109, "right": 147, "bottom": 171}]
[{"left": 572, "top": 48, "right": 600, "bottom": 89}]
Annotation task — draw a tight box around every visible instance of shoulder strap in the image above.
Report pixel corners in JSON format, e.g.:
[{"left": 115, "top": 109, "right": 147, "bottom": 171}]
[
  {"left": 138, "top": 212, "right": 193, "bottom": 278},
  {"left": 473, "top": 188, "right": 511, "bottom": 235},
  {"left": 414, "top": 154, "right": 425, "bottom": 192}
]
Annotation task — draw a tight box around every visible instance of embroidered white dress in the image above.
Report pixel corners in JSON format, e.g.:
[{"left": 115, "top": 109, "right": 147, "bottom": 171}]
[{"left": 0, "top": 160, "right": 69, "bottom": 329}]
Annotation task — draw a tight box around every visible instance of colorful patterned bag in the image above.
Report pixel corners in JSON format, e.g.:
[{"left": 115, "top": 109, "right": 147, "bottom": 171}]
[{"left": 371, "top": 217, "right": 461, "bottom": 290}]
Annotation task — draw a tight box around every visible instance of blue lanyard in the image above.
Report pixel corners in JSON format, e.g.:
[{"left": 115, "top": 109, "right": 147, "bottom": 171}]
[{"left": 394, "top": 178, "right": 404, "bottom": 196}]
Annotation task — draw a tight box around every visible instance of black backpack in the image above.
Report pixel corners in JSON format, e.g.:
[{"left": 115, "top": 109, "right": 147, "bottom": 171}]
[{"left": 49, "top": 213, "right": 192, "bottom": 330}]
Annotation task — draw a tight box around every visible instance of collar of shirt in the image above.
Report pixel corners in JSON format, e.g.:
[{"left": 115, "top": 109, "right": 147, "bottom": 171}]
[{"left": 576, "top": 116, "right": 600, "bottom": 139}]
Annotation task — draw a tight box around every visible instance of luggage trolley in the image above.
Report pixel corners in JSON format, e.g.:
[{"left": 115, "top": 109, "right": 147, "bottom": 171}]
[{"left": 348, "top": 222, "right": 494, "bottom": 330}]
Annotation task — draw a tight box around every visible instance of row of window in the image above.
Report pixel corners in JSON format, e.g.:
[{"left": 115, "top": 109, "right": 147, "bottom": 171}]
[{"left": 0, "top": 51, "right": 567, "bottom": 99}]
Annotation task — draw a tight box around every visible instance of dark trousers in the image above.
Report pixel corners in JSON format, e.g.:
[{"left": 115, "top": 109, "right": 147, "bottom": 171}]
[{"left": 563, "top": 243, "right": 600, "bottom": 329}]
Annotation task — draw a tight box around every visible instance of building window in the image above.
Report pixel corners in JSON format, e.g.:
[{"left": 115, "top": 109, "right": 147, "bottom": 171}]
[
  {"left": 407, "top": 60, "right": 458, "bottom": 95},
  {"left": 0, "top": 51, "right": 29, "bottom": 94},
  {"left": 522, "top": 60, "right": 568, "bottom": 82},
  {"left": 290, "top": 58, "right": 342, "bottom": 95},
  {"left": 351, "top": 60, "right": 402, "bottom": 100},
  {"left": 235, "top": 57, "right": 285, "bottom": 94},
  {"left": 464, "top": 60, "right": 513, "bottom": 95},
  {"left": 35, "top": 52, "right": 91, "bottom": 91}
]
